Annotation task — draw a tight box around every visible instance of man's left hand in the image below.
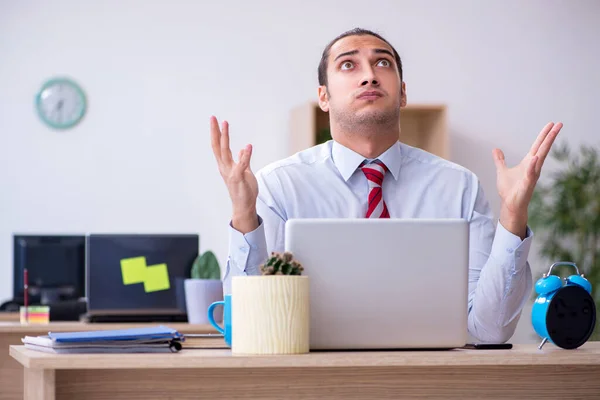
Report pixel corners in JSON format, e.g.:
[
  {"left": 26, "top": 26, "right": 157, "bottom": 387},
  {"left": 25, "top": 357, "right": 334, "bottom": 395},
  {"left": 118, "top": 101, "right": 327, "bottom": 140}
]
[{"left": 493, "top": 122, "right": 563, "bottom": 239}]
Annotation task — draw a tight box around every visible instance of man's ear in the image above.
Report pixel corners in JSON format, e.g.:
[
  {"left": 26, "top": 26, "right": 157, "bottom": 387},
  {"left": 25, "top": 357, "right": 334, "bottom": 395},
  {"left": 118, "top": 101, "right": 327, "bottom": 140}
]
[
  {"left": 400, "top": 81, "right": 407, "bottom": 107},
  {"left": 318, "top": 85, "right": 329, "bottom": 112}
]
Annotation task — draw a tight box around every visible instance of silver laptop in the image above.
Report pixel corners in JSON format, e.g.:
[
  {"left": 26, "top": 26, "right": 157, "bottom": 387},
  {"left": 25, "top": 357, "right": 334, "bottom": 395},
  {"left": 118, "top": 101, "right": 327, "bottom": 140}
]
[{"left": 284, "top": 218, "right": 469, "bottom": 350}]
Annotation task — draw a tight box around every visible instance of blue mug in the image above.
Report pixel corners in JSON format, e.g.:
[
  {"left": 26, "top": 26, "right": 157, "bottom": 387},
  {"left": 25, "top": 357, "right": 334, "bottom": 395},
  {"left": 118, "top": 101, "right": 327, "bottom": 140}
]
[{"left": 208, "top": 294, "right": 231, "bottom": 346}]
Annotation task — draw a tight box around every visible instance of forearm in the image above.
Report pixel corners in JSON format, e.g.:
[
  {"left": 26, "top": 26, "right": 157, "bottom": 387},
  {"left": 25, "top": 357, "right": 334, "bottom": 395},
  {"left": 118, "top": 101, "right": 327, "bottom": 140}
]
[
  {"left": 499, "top": 204, "right": 528, "bottom": 241},
  {"left": 468, "top": 222, "right": 533, "bottom": 343},
  {"left": 232, "top": 208, "right": 260, "bottom": 234},
  {"left": 223, "top": 192, "right": 287, "bottom": 295}
]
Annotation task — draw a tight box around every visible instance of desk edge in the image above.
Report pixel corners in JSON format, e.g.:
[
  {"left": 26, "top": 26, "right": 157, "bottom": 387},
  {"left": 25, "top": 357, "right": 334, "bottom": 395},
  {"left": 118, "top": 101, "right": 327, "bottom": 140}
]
[
  {"left": 10, "top": 345, "right": 31, "bottom": 368},
  {"left": 8, "top": 344, "right": 600, "bottom": 370}
]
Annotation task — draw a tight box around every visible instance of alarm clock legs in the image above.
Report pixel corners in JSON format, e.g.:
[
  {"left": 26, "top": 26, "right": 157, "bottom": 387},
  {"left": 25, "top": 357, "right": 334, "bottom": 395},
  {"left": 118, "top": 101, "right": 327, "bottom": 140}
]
[{"left": 538, "top": 337, "right": 548, "bottom": 350}]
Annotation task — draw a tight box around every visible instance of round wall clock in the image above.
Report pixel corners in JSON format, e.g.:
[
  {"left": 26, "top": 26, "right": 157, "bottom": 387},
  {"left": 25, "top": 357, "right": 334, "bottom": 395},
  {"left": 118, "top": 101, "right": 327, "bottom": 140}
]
[{"left": 35, "top": 77, "right": 87, "bottom": 129}]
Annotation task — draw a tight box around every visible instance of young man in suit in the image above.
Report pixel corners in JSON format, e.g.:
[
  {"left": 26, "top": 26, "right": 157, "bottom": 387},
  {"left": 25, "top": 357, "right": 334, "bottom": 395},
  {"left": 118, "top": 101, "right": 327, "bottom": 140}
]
[{"left": 210, "top": 28, "right": 562, "bottom": 343}]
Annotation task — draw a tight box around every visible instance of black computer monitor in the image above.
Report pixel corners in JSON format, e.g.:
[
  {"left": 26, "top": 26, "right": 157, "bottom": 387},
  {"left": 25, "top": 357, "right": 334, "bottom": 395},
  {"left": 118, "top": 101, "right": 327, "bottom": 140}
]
[
  {"left": 86, "top": 234, "right": 198, "bottom": 321},
  {"left": 13, "top": 235, "right": 86, "bottom": 305}
]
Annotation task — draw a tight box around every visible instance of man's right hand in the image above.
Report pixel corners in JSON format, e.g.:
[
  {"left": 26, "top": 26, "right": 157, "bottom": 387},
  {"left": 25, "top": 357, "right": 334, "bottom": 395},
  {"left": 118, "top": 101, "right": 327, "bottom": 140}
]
[{"left": 210, "top": 116, "right": 259, "bottom": 234}]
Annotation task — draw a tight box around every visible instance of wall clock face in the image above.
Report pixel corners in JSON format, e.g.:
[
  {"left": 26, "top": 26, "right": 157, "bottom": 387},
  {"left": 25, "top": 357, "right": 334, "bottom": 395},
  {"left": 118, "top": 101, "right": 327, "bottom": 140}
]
[{"left": 35, "top": 78, "right": 87, "bottom": 129}]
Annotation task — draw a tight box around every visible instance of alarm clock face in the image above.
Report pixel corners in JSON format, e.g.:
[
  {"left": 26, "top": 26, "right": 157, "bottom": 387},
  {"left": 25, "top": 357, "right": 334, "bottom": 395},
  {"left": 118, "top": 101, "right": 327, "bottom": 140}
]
[
  {"left": 546, "top": 285, "right": 596, "bottom": 349},
  {"left": 35, "top": 78, "right": 86, "bottom": 129}
]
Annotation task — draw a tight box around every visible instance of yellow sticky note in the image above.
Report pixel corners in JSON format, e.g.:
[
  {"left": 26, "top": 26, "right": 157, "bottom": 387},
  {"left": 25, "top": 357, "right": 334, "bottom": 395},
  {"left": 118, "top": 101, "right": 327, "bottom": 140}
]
[
  {"left": 120, "top": 256, "right": 147, "bottom": 285},
  {"left": 144, "top": 263, "right": 170, "bottom": 292}
]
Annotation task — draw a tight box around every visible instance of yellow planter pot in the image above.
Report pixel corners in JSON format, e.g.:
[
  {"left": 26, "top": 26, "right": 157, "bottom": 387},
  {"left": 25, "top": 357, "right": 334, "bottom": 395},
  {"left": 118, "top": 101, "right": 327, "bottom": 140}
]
[{"left": 231, "top": 275, "right": 310, "bottom": 355}]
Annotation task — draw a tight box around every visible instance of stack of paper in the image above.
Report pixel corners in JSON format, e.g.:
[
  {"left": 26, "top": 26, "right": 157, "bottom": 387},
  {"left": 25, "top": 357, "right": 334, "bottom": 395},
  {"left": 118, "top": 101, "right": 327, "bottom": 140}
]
[{"left": 22, "top": 325, "right": 184, "bottom": 354}]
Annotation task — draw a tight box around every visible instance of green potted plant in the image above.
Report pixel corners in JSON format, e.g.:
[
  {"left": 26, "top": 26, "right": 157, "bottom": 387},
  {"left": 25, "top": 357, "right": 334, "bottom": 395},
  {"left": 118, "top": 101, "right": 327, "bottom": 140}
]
[
  {"left": 529, "top": 141, "right": 600, "bottom": 340},
  {"left": 231, "top": 251, "right": 309, "bottom": 354},
  {"left": 259, "top": 251, "right": 305, "bottom": 276},
  {"left": 184, "top": 250, "right": 223, "bottom": 324}
]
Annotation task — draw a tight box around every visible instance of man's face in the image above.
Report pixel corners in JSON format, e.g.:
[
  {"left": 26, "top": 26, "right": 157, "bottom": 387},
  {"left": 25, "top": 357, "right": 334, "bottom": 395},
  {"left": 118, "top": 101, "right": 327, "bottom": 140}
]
[{"left": 319, "top": 35, "right": 406, "bottom": 130}]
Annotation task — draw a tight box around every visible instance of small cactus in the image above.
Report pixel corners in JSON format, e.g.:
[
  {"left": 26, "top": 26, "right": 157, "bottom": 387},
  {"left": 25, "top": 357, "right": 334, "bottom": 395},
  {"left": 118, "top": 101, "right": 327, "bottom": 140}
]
[
  {"left": 190, "top": 250, "right": 221, "bottom": 280},
  {"left": 260, "top": 252, "right": 304, "bottom": 276}
]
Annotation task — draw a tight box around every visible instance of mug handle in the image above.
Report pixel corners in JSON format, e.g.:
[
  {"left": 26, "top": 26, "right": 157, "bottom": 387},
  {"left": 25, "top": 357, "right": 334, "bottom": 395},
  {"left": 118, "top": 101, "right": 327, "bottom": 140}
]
[{"left": 207, "top": 301, "right": 225, "bottom": 334}]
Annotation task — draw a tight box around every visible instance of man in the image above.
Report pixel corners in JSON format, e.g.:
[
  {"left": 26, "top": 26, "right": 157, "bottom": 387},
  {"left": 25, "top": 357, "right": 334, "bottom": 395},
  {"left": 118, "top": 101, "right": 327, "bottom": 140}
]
[{"left": 210, "top": 28, "right": 562, "bottom": 343}]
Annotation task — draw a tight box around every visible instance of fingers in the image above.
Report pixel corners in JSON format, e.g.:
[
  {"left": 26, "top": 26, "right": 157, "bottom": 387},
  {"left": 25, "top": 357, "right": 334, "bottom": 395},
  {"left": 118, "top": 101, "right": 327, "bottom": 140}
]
[
  {"left": 210, "top": 116, "right": 222, "bottom": 163},
  {"left": 245, "top": 144, "right": 254, "bottom": 173},
  {"left": 210, "top": 116, "right": 253, "bottom": 180},
  {"left": 233, "top": 144, "right": 253, "bottom": 176},
  {"left": 240, "top": 144, "right": 253, "bottom": 171},
  {"left": 492, "top": 148, "right": 506, "bottom": 171},
  {"left": 535, "top": 122, "right": 563, "bottom": 173},
  {"left": 527, "top": 156, "right": 539, "bottom": 182},
  {"left": 220, "top": 120, "right": 233, "bottom": 166},
  {"left": 529, "top": 122, "right": 554, "bottom": 156}
]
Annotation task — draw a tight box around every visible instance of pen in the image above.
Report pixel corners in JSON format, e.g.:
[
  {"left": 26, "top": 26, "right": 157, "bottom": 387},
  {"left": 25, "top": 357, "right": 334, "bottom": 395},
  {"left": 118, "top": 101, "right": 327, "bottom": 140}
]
[
  {"left": 184, "top": 333, "right": 224, "bottom": 338},
  {"left": 24, "top": 268, "right": 28, "bottom": 323}
]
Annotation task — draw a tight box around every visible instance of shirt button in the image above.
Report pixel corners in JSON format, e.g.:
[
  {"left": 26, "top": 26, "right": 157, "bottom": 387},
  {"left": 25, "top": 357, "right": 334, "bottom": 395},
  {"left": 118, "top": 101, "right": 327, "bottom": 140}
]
[{"left": 239, "top": 246, "right": 248, "bottom": 253}]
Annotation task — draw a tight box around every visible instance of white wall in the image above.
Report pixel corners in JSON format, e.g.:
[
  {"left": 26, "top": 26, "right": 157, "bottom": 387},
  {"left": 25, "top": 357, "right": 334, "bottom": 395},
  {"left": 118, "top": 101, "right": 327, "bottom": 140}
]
[{"left": 1, "top": 0, "right": 599, "bottom": 343}]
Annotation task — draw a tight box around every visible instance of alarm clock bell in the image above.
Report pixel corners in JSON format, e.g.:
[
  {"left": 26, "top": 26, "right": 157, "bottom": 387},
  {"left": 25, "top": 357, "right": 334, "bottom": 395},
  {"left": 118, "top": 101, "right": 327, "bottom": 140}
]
[{"left": 532, "top": 262, "right": 596, "bottom": 350}]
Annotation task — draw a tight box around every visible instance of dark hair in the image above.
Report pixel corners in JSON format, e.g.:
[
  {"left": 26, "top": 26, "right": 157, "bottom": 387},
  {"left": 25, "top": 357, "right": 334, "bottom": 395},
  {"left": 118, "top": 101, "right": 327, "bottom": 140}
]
[{"left": 318, "top": 28, "right": 403, "bottom": 87}]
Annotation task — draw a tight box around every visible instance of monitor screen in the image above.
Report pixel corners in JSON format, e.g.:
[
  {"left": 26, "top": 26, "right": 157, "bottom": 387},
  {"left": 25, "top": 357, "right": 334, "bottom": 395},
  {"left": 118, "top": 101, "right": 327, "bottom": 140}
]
[
  {"left": 86, "top": 234, "right": 199, "bottom": 315},
  {"left": 13, "top": 235, "right": 86, "bottom": 304}
]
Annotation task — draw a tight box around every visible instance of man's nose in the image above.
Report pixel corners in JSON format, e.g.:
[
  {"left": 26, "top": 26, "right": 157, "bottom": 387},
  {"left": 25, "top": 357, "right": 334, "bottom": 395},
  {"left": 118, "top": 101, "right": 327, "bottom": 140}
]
[
  {"left": 360, "top": 66, "right": 379, "bottom": 86},
  {"left": 361, "top": 78, "right": 379, "bottom": 86}
]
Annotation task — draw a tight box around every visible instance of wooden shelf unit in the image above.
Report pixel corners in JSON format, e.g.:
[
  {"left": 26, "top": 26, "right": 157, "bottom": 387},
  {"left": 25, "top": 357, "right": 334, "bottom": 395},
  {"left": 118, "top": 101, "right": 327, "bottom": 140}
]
[{"left": 290, "top": 103, "right": 449, "bottom": 159}]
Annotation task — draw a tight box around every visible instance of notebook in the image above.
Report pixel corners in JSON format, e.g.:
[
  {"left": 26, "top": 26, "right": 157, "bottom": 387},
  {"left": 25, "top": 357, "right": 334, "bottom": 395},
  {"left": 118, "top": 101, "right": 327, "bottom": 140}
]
[
  {"left": 48, "top": 325, "right": 183, "bottom": 342},
  {"left": 22, "top": 325, "right": 184, "bottom": 354}
]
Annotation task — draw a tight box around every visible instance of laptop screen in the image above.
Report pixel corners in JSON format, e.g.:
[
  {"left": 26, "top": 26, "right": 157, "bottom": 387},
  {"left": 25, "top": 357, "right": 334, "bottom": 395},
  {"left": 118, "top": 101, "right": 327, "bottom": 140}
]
[{"left": 86, "top": 234, "right": 199, "bottom": 315}]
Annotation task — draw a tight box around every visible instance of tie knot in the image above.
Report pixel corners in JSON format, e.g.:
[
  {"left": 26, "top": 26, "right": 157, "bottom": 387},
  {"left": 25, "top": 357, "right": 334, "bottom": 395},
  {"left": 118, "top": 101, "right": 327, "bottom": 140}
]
[{"left": 360, "top": 159, "right": 387, "bottom": 187}]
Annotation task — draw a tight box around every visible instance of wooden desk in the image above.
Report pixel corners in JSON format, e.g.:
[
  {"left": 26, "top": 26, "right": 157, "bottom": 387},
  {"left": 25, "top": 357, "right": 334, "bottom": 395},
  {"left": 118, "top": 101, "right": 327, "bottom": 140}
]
[
  {"left": 1, "top": 322, "right": 216, "bottom": 400},
  {"left": 0, "top": 312, "right": 19, "bottom": 322},
  {"left": 9, "top": 342, "right": 600, "bottom": 400}
]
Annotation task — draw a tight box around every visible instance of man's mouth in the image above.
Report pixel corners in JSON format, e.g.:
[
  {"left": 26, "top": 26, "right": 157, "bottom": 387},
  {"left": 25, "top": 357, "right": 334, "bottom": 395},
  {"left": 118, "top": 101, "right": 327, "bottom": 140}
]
[{"left": 357, "top": 90, "right": 383, "bottom": 100}]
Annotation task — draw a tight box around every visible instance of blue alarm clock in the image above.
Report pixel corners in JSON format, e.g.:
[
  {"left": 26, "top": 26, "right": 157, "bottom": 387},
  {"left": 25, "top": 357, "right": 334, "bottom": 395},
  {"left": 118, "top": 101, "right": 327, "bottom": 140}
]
[{"left": 532, "top": 261, "right": 596, "bottom": 350}]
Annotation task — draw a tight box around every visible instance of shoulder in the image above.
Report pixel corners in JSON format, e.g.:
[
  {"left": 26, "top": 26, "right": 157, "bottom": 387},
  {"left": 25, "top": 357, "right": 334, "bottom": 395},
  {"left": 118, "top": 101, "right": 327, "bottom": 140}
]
[
  {"left": 400, "top": 141, "right": 478, "bottom": 181},
  {"left": 400, "top": 143, "right": 489, "bottom": 216},
  {"left": 256, "top": 141, "right": 332, "bottom": 179}
]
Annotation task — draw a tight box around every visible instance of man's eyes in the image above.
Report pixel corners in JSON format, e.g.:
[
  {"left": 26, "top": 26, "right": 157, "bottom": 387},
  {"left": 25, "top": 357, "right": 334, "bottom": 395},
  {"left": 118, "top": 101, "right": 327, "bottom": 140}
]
[
  {"left": 339, "top": 59, "right": 392, "bottom": 70},
  {"left": 341, "top": 61, "right": 354, "bottom": 70}
]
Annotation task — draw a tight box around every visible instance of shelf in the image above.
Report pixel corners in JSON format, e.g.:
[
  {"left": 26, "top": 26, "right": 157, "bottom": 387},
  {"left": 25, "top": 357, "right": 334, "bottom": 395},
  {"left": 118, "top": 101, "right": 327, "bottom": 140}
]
[{"left": 289, "top": 103, "right": 449, "bottom": 159}]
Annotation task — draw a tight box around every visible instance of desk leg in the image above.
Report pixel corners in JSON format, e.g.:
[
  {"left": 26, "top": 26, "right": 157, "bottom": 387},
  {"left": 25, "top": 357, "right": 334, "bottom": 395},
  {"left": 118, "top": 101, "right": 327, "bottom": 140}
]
[{"left": 24, "top": 369, "right": 55, "bottom": 400}]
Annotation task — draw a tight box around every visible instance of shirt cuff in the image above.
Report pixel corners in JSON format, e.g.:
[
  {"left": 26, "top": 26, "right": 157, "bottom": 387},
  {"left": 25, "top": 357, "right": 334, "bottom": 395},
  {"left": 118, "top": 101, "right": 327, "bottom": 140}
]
[
  {"left": 489, "top": 221, "right": 534, "bottom": 272},
  {"left": 228, "top": 215, "right": 266, "bottom": 275}
]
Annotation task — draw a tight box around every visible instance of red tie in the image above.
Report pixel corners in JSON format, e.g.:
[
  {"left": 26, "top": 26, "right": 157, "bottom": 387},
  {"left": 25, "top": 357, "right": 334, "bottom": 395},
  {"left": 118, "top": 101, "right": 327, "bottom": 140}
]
[{"left": 360, "top": 160, "right": 390, "bottom": 218}]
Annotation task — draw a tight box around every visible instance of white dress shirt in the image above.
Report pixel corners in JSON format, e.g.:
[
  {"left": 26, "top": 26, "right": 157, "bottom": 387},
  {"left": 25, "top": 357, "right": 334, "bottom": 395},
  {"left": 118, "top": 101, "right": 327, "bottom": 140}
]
[{"left": 223, "top": 140, "right": 534, "bottom": 343}]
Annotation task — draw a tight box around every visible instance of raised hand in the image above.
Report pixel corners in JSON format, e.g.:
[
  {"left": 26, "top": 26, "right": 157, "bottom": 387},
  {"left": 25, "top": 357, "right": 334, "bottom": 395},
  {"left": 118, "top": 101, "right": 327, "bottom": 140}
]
[
  {"left": 492, "top": 121, "right": 563, "bottom": 239},
  {"left": 210, "top": 116, "right": 259, "bottom": 233}
]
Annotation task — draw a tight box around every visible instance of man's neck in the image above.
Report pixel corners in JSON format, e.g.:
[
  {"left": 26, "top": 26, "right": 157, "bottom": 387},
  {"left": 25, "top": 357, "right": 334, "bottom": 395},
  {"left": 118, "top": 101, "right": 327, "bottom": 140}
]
[{"left": 331, "top": 122, "right": 400, "bottom": 159}]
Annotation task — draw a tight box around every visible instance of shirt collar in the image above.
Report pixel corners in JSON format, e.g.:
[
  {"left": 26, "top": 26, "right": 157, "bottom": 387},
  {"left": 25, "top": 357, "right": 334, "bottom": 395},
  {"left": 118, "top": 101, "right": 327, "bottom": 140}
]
[{"left": 331, "top": 140, "right": 402, "bottom": 181}]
